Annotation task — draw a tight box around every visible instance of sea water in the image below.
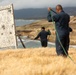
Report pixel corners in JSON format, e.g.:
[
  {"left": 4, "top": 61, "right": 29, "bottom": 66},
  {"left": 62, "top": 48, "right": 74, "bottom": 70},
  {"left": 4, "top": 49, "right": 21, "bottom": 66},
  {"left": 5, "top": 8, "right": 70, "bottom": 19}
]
[
  {"left": 15, "top": 19, "right": 38, "bottom": 26},
  {"left": 17, "top": 36, "right": 55, "bottom": 48}
]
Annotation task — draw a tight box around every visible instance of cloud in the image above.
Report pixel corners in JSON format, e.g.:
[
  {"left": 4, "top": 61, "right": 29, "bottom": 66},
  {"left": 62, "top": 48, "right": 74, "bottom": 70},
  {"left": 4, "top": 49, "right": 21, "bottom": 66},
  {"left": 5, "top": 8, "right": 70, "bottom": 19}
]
[{"left": 0, "top": 0, "right": 76, "bottom": 9}]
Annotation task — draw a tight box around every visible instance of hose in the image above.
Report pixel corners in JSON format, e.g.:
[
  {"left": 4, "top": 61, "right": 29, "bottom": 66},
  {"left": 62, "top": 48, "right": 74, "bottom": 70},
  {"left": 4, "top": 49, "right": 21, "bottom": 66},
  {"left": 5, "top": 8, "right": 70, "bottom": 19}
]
[{"left": 50, "top": 11, "right": 75, "bottom": 64}]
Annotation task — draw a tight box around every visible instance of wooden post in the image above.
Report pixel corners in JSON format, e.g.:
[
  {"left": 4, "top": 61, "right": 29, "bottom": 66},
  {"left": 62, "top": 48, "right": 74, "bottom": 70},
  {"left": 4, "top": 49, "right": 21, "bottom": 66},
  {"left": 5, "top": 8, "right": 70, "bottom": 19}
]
[{"left": 18, "top": 35, "right": 26, "bottom": 48}]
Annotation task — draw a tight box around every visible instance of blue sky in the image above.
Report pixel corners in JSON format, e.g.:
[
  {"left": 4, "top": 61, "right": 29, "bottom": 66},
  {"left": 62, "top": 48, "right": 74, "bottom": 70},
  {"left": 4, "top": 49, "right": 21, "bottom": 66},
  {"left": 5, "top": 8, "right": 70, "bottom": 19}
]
[{"left": 0, "top": 0, "right": 76, "bottom": 9}]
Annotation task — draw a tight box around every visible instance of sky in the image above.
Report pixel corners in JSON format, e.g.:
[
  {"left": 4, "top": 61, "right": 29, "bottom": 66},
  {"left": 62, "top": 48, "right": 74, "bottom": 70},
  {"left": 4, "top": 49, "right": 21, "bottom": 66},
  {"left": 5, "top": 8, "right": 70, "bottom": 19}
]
[{"left": 0, "top": 0, "right": 76, "bottom": 10}]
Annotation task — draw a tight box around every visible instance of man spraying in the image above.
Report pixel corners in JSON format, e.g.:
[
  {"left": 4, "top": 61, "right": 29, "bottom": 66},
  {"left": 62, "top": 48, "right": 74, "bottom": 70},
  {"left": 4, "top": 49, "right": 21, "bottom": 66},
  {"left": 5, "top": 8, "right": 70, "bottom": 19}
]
[
  {"left": 34, "top": 27, "right": 51, "bottom": 47},
  {"left": 47, "top": 5, "right": 71, "bottom": 57}
]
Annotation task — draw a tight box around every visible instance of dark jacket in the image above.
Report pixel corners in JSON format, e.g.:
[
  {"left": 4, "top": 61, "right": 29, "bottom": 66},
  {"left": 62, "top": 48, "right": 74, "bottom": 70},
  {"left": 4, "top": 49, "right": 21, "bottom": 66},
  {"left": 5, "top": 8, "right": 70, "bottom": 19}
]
[
  {"left": 47, "top": 10, "right": 70, "bottom": 36},
  {"left": 34, "top": 30, "right": 51, "bottom": 41}
]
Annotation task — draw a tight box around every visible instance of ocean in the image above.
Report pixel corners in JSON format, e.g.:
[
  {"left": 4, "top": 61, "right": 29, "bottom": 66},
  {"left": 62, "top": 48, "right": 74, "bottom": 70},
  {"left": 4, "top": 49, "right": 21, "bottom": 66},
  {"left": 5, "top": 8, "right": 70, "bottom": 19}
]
[
  {"left": 15, "top": 19, "right": 39, "bottom": 26},
  {"left": 17, "top": 36, "right": 55, "bottom": 48}
]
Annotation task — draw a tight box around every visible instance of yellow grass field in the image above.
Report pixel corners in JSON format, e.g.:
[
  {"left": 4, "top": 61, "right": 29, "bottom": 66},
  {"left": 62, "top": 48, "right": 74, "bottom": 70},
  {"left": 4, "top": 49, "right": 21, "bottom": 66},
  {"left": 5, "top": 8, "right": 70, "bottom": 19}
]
[{"left": 0, "top": 48, "right": 76, "bottom": 75}]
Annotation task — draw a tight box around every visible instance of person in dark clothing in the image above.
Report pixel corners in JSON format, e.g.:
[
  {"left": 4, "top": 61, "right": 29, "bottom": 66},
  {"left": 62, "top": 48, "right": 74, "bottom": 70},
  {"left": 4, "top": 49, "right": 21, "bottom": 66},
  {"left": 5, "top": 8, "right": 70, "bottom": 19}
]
[
  {"left": 34, "top": 27, "right": 51, "bottom": 47},
  {"left": 47, "top": 5, "right": 72, "bottom": 56}
]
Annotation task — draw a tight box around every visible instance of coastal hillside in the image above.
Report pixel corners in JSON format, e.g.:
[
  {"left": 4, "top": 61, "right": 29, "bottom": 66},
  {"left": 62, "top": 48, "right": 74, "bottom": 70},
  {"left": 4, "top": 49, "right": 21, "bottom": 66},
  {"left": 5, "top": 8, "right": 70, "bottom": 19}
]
[
  {"left": 0, "top": 48, "right": 76, "bottom": 75},
  {"left": 14, "top": 7, "right": 76, "bottom": 19},
  {"left": 16, "top": 16, "right": 76, "bottom": 45}
]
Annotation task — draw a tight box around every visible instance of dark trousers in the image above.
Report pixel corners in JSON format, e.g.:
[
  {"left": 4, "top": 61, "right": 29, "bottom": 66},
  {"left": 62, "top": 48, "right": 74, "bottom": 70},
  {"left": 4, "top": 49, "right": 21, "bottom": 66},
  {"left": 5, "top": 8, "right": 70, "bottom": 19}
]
[
  {"left": 41, "top": 40, "right": 47, "bottom": 47},
  {"left": 56, "top": 34, "right": 70, "bottom": 56}
]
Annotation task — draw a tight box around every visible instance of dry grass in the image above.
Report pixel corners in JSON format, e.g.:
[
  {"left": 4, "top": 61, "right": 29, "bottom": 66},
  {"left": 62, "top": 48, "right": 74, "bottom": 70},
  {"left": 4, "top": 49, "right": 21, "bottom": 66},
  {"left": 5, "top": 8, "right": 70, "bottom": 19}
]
[{"left": 0, "top": 48, "right": 76, "bottom": 75}]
